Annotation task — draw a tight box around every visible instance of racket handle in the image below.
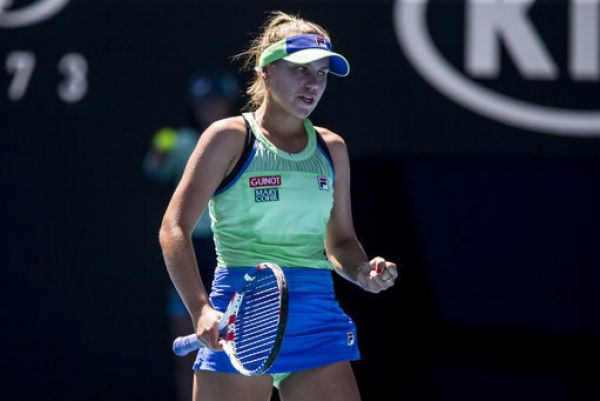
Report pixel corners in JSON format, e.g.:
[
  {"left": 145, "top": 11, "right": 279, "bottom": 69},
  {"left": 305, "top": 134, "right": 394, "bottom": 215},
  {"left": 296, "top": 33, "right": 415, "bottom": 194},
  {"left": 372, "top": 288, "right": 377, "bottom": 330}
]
[{"left": 173, "top": 334, "right": 203, "bottom": 356}]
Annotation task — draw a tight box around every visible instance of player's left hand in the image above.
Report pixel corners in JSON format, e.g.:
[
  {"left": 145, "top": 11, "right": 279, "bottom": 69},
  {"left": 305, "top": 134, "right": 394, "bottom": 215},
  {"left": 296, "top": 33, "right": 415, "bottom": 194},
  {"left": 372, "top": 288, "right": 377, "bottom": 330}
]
[{"left": 356, "top": 257, "right": 399, "bottom": 293}]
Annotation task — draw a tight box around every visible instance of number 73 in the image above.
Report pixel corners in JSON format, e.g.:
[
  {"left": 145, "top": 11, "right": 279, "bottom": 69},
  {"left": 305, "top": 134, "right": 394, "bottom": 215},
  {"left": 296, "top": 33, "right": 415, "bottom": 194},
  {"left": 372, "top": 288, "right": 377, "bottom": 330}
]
[{"left": 5, "top": 51, "right": 88, "bottom": 103}]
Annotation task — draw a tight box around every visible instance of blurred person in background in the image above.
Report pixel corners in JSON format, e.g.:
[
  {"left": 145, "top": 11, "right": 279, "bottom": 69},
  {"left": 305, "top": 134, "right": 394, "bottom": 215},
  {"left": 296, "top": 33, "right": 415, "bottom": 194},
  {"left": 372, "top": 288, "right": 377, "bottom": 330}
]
[{"left": 143, "top": 70, "right": 239, "bottom": 401}]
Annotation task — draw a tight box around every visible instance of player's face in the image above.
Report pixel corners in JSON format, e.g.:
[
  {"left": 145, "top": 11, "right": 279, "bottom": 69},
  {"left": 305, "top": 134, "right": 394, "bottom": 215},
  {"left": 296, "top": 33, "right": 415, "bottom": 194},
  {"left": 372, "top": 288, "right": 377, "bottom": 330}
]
[{"left": 266, "top": 58, "right": 329, "bottom": 119}]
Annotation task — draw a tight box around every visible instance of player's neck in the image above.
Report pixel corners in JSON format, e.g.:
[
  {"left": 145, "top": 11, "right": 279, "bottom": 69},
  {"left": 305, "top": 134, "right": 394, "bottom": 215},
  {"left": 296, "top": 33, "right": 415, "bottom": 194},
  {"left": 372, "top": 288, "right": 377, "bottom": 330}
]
[{"left": 255, "top": 103, "right": 304, "bottom": 140}]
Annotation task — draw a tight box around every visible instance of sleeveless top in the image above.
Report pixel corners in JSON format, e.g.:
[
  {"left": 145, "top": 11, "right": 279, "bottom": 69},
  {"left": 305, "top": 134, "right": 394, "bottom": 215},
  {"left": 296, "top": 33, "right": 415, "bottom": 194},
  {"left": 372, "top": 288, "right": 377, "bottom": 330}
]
[{"left": 208, "top": 112, "right": 335, "bottom": 270}]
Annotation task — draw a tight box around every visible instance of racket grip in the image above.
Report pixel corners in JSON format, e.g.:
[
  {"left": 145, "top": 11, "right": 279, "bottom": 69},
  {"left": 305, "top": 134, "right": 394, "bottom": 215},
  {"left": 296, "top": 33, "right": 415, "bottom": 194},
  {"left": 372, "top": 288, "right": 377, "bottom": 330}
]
[{"left": 172, "top": 334, "right": 202, "bottom": 356}]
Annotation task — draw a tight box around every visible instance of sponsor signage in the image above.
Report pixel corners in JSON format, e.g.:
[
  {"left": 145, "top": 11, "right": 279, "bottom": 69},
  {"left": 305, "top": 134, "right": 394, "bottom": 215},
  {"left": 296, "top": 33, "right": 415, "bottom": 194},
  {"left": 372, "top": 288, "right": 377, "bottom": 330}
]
[
  {"left": 394, "top": 0, "right": 600, "bottom": 137},
  {"left": 0, "top": 0, "right": 70, "bottom": 28}
]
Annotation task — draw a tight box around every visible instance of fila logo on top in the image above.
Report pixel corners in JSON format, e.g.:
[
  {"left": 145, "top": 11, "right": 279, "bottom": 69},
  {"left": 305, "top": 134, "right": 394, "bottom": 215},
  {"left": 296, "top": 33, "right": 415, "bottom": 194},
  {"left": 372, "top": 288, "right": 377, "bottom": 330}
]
[
  {"left": 0, "top": 0, "right": 70, "bottom": 28},
  {"left": 393, "top": 0, "right": 600, "bottom": 137},
  {"left": 315, "top": 36, "right": 328, "bottom": 49},
  {"left": 317, "top": 176, "right": 329, "bottom": 191}
]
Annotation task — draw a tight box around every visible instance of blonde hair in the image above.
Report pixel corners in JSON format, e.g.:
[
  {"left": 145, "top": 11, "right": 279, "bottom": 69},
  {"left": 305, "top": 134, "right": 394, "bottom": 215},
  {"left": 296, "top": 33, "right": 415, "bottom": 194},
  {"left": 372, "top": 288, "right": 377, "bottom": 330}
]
[{"left": 233, "top": 11, "right": 330, "bottom": 111}]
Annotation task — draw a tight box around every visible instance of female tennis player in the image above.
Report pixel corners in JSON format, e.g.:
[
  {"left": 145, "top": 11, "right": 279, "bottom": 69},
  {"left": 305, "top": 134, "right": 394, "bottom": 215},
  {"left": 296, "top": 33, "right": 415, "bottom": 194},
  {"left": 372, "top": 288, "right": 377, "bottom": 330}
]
[{"left": 159, "top": 11, "right": 398, "bottom": 401}]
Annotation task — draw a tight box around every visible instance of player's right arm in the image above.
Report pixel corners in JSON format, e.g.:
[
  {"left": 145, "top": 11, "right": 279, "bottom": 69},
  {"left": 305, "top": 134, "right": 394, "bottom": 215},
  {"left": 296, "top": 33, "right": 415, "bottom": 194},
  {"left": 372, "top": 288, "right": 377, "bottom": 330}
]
[{"left": 159, "top": 116, "right": 246, "bottom": 349}]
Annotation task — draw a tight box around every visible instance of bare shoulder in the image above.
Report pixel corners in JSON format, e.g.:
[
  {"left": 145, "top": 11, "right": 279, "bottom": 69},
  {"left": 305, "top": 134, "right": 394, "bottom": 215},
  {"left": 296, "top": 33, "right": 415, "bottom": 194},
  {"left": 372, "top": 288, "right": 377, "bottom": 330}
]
[
  {"left": 188, "top": 116, "right": 247, "bottom": 176},
  {"left": 313, "top": 125, "right": 348, "bottom": 159},
  {"left": 202, "top": 116, "right": 246, "bottom": 147},
  {"left": 195, "top": 116, "right": 246, "bottom": 158}
]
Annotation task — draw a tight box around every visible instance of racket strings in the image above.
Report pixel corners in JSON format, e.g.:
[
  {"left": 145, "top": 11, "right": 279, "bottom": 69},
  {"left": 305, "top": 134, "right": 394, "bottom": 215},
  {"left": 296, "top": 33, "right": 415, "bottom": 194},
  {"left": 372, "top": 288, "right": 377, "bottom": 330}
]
[
  {"left": 238, "top": 309, "right": 279, "bottom": 331},
  {"left": 234, "top": 334, "right": 277, "bottom": 365},
  {"left": 237, "top": 298, "right": 280, "bottom": 339},
  {"left": 243, "top": 291, "right": 280, "bottom": 311},
  {"left": 232, "top": 273, "right": 283, "bottom": 370},
  {"left": 236, "top": 319, "right": 279, "bottom": 349},
  {"left": 234, "top": 342, "right": 278, "bottom": 365}
]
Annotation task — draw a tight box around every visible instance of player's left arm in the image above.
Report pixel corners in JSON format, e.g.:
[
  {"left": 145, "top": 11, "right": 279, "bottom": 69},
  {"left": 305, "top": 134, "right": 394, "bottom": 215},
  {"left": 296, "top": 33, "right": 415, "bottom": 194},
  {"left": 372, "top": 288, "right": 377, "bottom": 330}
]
[{"left": 319, "top": 127, "right": 398, "bottom": 293}]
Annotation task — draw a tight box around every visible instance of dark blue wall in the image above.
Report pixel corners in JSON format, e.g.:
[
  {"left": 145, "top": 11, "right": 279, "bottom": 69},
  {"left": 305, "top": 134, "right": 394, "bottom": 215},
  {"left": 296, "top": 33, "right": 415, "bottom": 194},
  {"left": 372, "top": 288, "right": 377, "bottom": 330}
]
[{"left": 1, "top": 1, "right": 599, "bottom": 400}]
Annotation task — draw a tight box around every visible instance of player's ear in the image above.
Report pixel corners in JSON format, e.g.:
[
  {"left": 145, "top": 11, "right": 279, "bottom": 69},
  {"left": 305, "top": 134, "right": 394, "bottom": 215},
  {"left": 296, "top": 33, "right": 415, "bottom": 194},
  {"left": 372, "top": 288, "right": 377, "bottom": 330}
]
[{"left": 255, "top": 66, "right": 270, "bottom": 81}]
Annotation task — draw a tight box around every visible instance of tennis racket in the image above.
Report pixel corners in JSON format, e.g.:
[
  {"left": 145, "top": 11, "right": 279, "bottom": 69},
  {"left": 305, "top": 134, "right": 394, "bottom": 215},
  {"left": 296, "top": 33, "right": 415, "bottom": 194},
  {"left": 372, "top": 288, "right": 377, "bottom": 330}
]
[{"left": 172, "top": 262, "right": 288, "bottom": 376}]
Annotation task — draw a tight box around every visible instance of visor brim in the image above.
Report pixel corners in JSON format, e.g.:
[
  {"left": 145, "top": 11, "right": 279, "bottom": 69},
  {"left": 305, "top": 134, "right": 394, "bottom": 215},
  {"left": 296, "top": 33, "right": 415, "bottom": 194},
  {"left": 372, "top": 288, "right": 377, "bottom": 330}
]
[{"left": 283, "top": 48, "right": 350, "bottom": 77}]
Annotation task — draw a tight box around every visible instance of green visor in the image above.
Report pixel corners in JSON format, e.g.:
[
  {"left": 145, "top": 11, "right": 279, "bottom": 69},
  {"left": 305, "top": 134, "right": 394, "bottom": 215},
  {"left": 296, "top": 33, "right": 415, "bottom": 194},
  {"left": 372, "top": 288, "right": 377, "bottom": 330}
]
[{"left": 258, "top": 34, "right": 350, "bottom": 77}]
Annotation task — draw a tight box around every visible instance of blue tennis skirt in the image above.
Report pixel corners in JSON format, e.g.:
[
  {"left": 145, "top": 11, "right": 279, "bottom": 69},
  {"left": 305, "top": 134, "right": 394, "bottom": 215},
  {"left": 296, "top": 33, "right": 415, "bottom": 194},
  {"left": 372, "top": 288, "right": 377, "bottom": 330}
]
[{"left": 193, "top": 267, "right": 360, "bottom": 374}]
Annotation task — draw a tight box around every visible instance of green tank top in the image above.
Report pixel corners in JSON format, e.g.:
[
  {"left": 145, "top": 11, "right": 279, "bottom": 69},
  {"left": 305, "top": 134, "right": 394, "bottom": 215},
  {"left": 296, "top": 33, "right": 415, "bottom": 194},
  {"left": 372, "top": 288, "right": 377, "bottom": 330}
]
[{"left": 208, "top": 113, "right": 335, "bottom": 270}]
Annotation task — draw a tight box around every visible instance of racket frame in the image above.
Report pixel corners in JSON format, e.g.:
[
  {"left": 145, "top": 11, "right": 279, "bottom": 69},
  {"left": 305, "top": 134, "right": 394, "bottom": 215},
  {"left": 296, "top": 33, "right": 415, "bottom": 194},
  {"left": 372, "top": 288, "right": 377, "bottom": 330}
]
[{"left": 172, "top": 262, "right": 288, "bottom": 376}]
